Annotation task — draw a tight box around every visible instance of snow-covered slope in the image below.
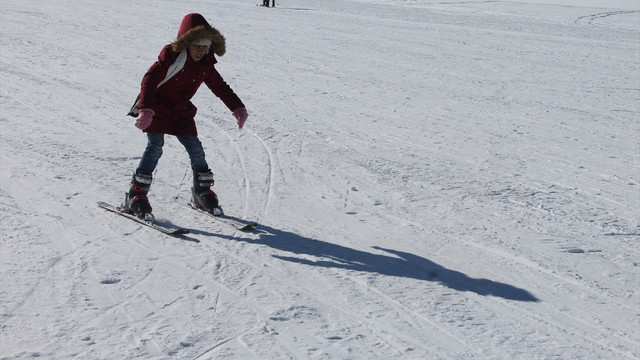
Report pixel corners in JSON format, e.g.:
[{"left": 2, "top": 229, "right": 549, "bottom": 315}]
[{"left": 1, "top": 0, "right": 638, "bottom": 358}]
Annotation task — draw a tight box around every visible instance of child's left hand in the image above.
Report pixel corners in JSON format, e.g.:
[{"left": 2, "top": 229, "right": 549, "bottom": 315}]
[{"left": 232, "top": 107, "right": 248, "bottom": 129}]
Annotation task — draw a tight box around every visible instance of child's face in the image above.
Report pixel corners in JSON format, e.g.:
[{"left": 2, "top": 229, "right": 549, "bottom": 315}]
[{"left": 188, "top": 44, "right": 209, "bottom": 62}]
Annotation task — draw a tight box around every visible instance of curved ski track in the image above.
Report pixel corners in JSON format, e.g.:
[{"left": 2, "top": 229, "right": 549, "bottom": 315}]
[{"left": 575, "top": 10, "right": 640, "bottom": 25}]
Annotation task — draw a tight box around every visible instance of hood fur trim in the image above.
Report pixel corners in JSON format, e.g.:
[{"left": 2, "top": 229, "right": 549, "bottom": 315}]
[{"left": 171, "top": 25, "right": 226, "bottom": 56}]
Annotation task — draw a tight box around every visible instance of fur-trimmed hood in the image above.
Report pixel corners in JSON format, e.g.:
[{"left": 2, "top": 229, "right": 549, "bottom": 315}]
[{"left": 171, "top": 13, "right": 225, "bottom": 56}]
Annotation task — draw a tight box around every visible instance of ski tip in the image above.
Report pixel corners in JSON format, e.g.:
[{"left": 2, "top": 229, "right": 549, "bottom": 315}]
[
  {"left": 170, "top": 228, "right": 191, "bottom": 236},
  {"left": 239, "top": 223, "right": 258, "bottom": 231}
]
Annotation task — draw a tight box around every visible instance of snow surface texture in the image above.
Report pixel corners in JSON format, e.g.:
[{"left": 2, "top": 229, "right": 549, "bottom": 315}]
[{"left": 1, "top": 0, "right": 639, "bottom": 359}]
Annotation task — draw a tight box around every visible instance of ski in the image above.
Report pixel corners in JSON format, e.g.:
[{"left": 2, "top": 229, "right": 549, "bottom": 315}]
[
  {"left": 98, "top": 201, "right": 190, "bottom": 237},
  {"left": 188, "top": 203, "right": 258, "bottom": 231}
]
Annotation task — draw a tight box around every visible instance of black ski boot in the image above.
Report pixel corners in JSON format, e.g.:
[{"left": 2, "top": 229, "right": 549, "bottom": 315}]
[
  {"left": 124, "top": 171, "right": 154, "bottom": 221},
  {"left": 192, "top": 169, "right": 222, "bottom": 216}
]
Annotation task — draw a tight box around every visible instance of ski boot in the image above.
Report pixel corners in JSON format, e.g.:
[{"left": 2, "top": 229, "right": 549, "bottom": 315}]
[
  {"left": 124, "top": 171, "right": 154, "bottom": 222},
  {"left": 192, "top": 169, "right": 223, "bottom": 216}
]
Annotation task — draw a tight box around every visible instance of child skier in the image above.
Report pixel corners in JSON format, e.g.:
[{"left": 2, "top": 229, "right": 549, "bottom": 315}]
[{"left": 125, "top": 13, "right": 248, "bottom": 220}]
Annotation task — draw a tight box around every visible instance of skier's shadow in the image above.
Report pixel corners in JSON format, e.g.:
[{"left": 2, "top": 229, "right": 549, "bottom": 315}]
[{"left": 235, "top": 224, "right": 539, "bottom": 302}]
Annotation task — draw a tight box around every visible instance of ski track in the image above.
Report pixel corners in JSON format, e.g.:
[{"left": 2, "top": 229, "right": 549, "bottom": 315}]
[
  {"left": 246, "top": 128, "right": 276, "bottom": 222},
  {"left": 2, "top": 0, "right": 639, "bottom": 358},
  {"left": 575, "top": 10, "right": 640, "bottom": 26}
]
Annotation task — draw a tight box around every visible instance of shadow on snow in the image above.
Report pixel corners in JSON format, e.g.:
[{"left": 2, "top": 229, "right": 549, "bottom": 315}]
[{"left": 229, "top": 223, "right": 539, "bottom": 302}]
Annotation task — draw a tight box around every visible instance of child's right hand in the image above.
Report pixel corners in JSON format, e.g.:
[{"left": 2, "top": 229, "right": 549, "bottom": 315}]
[{"left": 135, "top": 109, "right": 154, "bottom": 130}]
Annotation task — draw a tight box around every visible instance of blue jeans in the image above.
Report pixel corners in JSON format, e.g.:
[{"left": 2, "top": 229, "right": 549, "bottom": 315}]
[{"left": 136, "top": 133, "right": 209, "bottom": 174}]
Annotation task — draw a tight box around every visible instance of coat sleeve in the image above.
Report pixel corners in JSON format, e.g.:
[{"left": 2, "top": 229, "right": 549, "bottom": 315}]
[
  {"left": 138, "top": 45, "right": 177, "bottom": 110},
  {"left": 204, "top": 67, "right": 245, "bottom": 112}
]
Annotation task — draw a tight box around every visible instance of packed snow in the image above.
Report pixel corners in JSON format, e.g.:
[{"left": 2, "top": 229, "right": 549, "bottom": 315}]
[{"left": 1, "top": 0, "right": 639, "bottom": 358}]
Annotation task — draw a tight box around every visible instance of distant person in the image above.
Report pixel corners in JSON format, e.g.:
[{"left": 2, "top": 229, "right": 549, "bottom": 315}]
[
  {"left": 125, "top": 13, "right": 248, "bottom": 220},
  {"left": 263, "top": 0, "right": 269, "bottom": 6}
]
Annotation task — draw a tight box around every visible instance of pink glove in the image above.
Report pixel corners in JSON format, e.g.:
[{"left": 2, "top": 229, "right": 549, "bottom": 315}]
[
  {"left": 232, "top": 107, "right": 248, "bottom": 129},
  {"left": 135, "top": 109, "right": 154, "bottom": 130}
]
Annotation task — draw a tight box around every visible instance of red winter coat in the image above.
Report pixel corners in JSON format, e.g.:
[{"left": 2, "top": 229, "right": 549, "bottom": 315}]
[{"left": 137, "top": 14, "right": 244, "bottom": 136}]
